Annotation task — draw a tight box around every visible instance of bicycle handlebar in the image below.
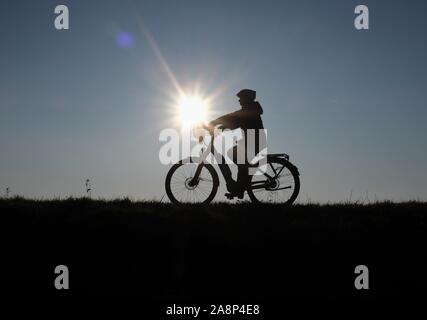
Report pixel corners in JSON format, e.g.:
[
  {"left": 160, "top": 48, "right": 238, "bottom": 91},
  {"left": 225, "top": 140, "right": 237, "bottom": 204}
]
[
  {"left": 201, "top": 124, "right": 214, "bottom": 135},
  {"left": 194, "top": 123, "right": 224, "bottom": 143}
]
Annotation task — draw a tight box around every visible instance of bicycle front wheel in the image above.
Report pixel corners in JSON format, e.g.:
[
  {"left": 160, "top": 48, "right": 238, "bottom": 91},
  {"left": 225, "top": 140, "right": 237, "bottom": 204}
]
[{"left": 165, "top": 162, "right": 219, "bottom": 204}]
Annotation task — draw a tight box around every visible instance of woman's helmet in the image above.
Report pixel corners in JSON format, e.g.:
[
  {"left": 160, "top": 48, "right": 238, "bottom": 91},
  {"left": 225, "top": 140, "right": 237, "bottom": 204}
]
[{"left": 236, "top": 89, "right": 256, "bottom": 101}]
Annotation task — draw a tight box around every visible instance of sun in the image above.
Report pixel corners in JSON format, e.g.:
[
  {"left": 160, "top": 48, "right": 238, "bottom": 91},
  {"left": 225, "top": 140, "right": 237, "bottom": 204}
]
[{"left": 177, "top": 94, "right": 209, "bottom": 127}]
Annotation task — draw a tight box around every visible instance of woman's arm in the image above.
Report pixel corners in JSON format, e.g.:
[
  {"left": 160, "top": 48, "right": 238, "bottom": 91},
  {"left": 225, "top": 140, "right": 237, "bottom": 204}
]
[{"left": 209, "top": 110, "right": 242, "bottom": 130}]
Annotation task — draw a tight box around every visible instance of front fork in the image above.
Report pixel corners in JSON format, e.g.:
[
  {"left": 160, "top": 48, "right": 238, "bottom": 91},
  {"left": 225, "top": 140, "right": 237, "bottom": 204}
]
[
  {"left": 189, "top": 136, "right": 233, "bottom": 187},
  {"left": 188, "top": 162, "right": 204, "bottom": 187},
  {"left": 189, "top": 154, "right": 232, "bottom": 187}
]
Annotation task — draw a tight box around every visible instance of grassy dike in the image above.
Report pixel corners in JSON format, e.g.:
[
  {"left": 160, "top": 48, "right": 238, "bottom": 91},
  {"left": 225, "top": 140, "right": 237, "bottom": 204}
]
[{"left": 2, "top": 198, "right": 427, "bottom": 303}]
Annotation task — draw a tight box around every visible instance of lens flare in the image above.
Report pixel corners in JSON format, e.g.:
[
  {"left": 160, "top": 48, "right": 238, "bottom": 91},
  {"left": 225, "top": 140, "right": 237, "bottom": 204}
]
[
  {"left": 116, "top": 31, "right": 134, "bottom": 48},
  {"left": 177, "top": 94, "right": 209, "bottom": 127}
]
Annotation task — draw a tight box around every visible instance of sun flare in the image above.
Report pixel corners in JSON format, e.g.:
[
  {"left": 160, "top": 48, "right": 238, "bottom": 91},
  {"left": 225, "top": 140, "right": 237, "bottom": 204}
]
[{"left": 177, "top": 94, "right": 209, "bottom": 127}]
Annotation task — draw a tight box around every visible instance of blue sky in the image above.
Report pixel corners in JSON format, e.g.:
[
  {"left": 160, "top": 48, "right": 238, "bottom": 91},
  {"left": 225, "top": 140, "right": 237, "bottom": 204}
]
[{"left": 1, "top": 0, "right": 426, "bottom": 202}]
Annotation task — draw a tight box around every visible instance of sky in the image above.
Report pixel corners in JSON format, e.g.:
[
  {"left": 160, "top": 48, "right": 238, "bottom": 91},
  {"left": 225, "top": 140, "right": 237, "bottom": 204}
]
[{"left": 1, "top": 0, "right": 426, "bottom": 202}]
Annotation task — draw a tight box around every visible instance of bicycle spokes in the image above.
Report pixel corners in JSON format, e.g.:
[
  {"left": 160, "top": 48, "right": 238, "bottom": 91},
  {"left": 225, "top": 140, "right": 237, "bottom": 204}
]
[
  {"left": 249, "top": 161, "right": 297, "bottom": 203},
  {"left": 168, "top": 163, "right": 216, "bottom": 203}
]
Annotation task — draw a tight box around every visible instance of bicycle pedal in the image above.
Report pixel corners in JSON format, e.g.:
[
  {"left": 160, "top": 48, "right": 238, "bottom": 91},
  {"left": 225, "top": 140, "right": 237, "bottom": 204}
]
[
  {"left": 225, "top": 193, "right": 236, "bottom": 200},
  {"left": 225, "top": 192, "right": 245, "bottom": 200}
]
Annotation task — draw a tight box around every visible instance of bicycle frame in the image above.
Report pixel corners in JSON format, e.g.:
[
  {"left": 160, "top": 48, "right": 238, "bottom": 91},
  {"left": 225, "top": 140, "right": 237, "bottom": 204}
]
[
  {"left": 189, "top": 134, "right": 287, "bottom": 191},
  {"left": 189, "top": 134, "right": 233, "bottom": 186}
]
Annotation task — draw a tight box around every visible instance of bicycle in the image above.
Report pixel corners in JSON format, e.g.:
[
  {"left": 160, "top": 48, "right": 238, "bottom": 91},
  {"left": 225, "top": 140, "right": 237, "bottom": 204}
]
[{"left": 165, "top": 127, "right": 300, "bottom": 204}]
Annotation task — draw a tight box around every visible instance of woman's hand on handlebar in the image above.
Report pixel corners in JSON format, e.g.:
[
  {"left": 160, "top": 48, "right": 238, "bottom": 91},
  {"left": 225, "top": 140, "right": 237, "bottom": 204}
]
[
  {"left": 193, "top": 123, "right": 213, "bottom": 143},
  {"left": 196, "top": 122, "right": 226, "bottom": 138},
  {"left": 202, "top": 123, "right": 215, "bottom": 135}
]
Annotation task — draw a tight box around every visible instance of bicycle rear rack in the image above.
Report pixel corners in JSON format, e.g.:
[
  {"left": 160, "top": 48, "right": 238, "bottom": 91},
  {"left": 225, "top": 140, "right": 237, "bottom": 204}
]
[{"left": 268, "top": 153, "right": 290, "bottom": 160}]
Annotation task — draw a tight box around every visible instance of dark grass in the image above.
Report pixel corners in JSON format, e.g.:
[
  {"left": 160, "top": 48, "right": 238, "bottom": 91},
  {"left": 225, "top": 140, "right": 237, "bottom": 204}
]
[{"left": 2, "top": 198, "right": 427, "bottom": 304}]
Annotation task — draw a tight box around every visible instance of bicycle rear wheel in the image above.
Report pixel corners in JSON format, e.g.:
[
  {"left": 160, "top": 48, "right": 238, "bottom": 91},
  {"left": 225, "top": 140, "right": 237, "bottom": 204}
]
[
  {"left": 165, "top": 162, "right": 219, "bottom": 204},
  {"left": 247, "top": 158, "right": 300, "bottom": 204}
]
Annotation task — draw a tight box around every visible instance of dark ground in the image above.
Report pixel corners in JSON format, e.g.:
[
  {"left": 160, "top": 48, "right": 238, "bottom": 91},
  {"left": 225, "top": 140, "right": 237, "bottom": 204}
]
[{"left": 1, "top": 199, "right": 427, "bottom": 313}]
